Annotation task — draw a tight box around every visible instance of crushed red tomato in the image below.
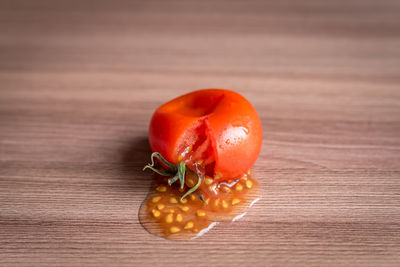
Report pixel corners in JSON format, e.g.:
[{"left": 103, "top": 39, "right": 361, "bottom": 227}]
[{"left": 139, "top": 89, "right": 262, "bottom": 239}]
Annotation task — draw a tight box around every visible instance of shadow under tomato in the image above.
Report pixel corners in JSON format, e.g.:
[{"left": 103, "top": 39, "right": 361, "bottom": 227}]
[{"left": 119, "top": 136, "right": 153, "bottom": 191}]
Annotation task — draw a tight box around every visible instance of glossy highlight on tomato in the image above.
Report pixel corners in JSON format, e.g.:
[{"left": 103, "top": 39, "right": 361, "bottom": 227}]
[{"left": 148, "top": 89, "right": 262, "bottom": 181}]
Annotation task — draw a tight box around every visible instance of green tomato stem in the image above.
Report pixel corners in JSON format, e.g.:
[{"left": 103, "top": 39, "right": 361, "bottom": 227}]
[{"left": 143, "top": 152, "right": 206, "bottom": 203}]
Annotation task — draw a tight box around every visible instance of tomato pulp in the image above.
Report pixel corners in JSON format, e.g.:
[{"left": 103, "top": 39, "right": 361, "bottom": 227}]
[{"left": 141, "top": 89, "right": 262, "bottom": 239}]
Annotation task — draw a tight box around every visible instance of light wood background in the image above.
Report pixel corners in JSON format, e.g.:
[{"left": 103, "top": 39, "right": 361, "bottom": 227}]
[{"left": 1, "top": 0, "right": 399, "bottom": 266}]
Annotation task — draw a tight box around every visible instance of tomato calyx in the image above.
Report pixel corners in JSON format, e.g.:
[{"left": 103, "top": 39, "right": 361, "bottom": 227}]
[{"left": 143, "top": 152, "right": 206, "bottom": 203}]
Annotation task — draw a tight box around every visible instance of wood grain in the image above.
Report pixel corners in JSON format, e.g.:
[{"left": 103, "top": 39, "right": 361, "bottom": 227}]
[{"left": 1, "top": 0, "right": 400, "bottom": 266}]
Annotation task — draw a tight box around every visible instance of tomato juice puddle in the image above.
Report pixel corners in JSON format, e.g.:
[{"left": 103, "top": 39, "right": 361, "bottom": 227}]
[{"left": 139, "top": 169, "right": 260, "bottom": 240}]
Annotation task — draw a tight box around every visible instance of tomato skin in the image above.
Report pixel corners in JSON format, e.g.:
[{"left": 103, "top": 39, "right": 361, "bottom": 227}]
[{"left": 148, "top": 89, "right": 262, "bottom": 181}]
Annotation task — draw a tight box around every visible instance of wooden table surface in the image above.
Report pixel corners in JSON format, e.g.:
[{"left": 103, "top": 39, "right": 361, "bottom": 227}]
[{"left": 1, "top": 0, "right": 400, "bottom": 266}]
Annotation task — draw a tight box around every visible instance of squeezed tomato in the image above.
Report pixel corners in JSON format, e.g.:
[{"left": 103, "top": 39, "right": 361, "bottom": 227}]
[{"left": 140, "top": 89, "right": 262, "bottom": 239}]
